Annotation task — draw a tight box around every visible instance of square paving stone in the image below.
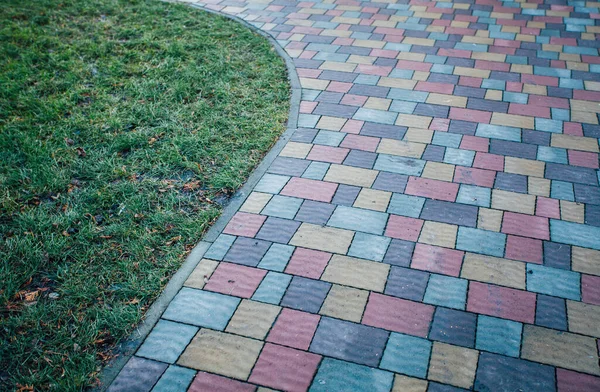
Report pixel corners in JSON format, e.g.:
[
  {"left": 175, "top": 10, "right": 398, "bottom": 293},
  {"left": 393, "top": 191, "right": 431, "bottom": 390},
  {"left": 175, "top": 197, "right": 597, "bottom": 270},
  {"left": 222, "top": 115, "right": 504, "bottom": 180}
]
[
  {"left": 204, "top": 262, "right": 266, "bottom": 298},
  {"left": 249, "top": 343, "right": 322, "bottom": 392},
  {"left": 255, "top": 217, "right": 301, "bottom": 244},
  {"left": 267, "top": 308, "right": 320, "bottom": 350},
  {"left": 328, "top": 205, "right": 389, "bottom": 235},
  {"left": 225, "top": 299, "right": 280, "bottom": 340},
  {"left": 152, "top": 365, "right": 196, "bottom": 392},
  {"left": 223, "top": 212, "right": 267, "bottom": 238},
  {"left": 302, "top": 161, "right": 331, "bottom": 181},
  {"left": 429, "top": 308, "right": 476, "bottom": 348},
  {"left": 252, "top": 271, "right": 292, "bottom": 305},
  {"left": 187, "top": 372, "right": 255, "bottom": 392},
  {"left": 224, "top": 237, "right": 271, "bottom": 267},
  {"left": 385, "top": 266, "right": 429, "bottom": 302},
  {"left": 526, "top": 263, "right": 581, "bottom": 300},
  {"left": 348, "top": 232, "right": 391, "bottom": 261},
  {"left": 310, "top": 358, "right": 394, "bottom": 392},
  {"left": 457, "top": 185, "right": 491, "bottom": 207},
  {"left": 184, "top": 258, "right": 219, "bottom": 290},
  {"left": 382, "top": 239, "right": 415, "bottom": 267},
  {"left": 474, "top": 352, "right": 556, "bottom": 392},
  {"left": 392, "top": 374, "right": 428, "bottom": 392},
  {"left": 178, "top": 329, "right": 263, "bottom": 380},
  {"left": 204, "top": 234, "right": 236, "bottom": 260},
  {"left": 268, "top": 156, "right": 311, "bottom": 177},
  {"left": 310, "top": 317, "right": 389, "bottom": 367},
  {"left": 424, "top": 274, "right": 468, "bottom": 310},
  {"left": 380, "top": 333, "right": 432, "bottom": 378},
  {"left": 108, "top": 357, "right": 167, "bottom": 392},
  {"left": 162, "top": 288, "right": 240, "bottom": 330},
  {"left": 319, "top": 284, "right": 369, "bottom": 323},
  {"left": 280, "top": 276, "right": 331, "bottom": 313},
  {"left": 136, "top": 320, "right": 198, "bottom": 364},
  {"left": 261, "top": 195, "right": 303, "bottom": 219},
  {"left": 285, "top": 247, "right": 331, "bottom": 279},
  {"left": 428, "top": 342, "right": 479, "bottom": 389},
  {"left": 295, "top": 200, "right": 335, "bottom": 225},
  {"left": 257, "top": 244, "right": 294, "bottom": 272},
  {"left": 476, "top": 316, "right": 522, "bottom": 357}
]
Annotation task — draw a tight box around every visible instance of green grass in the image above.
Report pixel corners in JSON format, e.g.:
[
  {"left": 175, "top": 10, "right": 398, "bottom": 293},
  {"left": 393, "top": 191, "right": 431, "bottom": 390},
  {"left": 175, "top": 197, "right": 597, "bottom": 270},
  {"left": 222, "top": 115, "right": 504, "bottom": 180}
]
[{"left": 0, "top": 0, "right": 290, "bottom": 389}]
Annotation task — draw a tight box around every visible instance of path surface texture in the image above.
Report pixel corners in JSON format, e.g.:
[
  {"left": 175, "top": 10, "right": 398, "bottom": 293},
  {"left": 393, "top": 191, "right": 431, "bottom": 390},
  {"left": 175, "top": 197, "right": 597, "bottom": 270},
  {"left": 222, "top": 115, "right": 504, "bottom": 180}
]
[{"left": 109, "top": 0, "right": 600, "bottom": 391}]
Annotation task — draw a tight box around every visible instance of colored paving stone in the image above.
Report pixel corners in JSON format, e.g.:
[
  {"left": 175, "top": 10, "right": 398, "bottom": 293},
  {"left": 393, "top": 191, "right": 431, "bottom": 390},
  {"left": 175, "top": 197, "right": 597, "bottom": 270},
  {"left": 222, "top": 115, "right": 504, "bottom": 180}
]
[{"left": 112, "top": 1, "right": 600, "bottom": 391}]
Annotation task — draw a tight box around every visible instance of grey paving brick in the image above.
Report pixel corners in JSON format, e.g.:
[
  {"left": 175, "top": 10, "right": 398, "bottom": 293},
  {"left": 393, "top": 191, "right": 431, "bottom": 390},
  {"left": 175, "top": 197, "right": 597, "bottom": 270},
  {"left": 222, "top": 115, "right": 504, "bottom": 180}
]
[
  {"left": 494, "top": 172, "right": 528, "bottom": 194},
  {"left": 420, "top": 199, "right": 478, "bottom": 227},
  {"left": 137, "top": 320, "right": 198, "bottom": 364},
  {"left": 449, "top": 120, "right": 477, "bottom": 136},
  {"left": 108, "top": 357, "right": 167, "bottom": 392},
  {"left": 574, "top": 183, "right": 600, "bottom": 204},
  {"left": 475, "top": 352, "right": 556, "bottom": 392},
  {"left": 348, "top": 84, "right": 390, "bottom": 98},
  {"left": 546, "top": 163, "right": 598, "bottom": 186},
  {"left": 291, "top": 128, "right": 318, "bottom": 143},
  {"left": 295, "top": 200, "right": 336, "bottom": 225},
  {"left": 360, "top": 122, "right": 406, "bottom": 140},
  {"left": 331, "top": 184, "right": 361, "bottom": 206},
  {"left": 385, "top": 266, "right": 429, "bottom": 301},
  {"left": 262, "top": 195, "right": 303, "bottom": 219},
  {"left": 255, "top": 217, "right": 301, "bottom": 243},
  {"left": 535, "top": 294, "right": 567, "bottom": 331},
  {"left": 429, "top": 308, "right": 476, "bottom": 348},
  {"left": 315, "top": 91, "right": 344, "bottom": 104},
  {"left": 543, "top": 241, "right": 571, "bottom": 270},
  {"left": 413, "top": 103, "right": 450, "bottom": 118},
  {"left": 523, "top": 129, "right": 551, "bottom": 146},
  {"left": 372, "top": 172, "right": 409, "bottom": 193},
  {"left": 224, "top": 237, "right": 271, "bottom": 267},
  {"left": 313, "top": 102, "right": 358, "bottom": 118},
  {"left": 489, "top": 140, "right": 537, "bottom": 159},
  {"left": 343, "top": 149, "right": 377, "bottom": 169},
  {"left": 280, "top": 276, "right": 331, "bottom": 313},
  {"left": 268, "top": 157, "right": 311, "bottom": 177},
  {"left": 328, "top": 205, "right": 388, "bottom": 235},
  {"left": 422, "top": 144, "right": 446, "bottom": 161}
]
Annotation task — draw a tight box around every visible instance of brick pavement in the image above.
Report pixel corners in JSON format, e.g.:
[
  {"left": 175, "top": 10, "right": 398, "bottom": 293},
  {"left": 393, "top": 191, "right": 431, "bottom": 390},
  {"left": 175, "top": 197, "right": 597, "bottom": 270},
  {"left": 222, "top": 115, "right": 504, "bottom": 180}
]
[{"left": 108, "top": 0, "right": 600, "bottom": 390}]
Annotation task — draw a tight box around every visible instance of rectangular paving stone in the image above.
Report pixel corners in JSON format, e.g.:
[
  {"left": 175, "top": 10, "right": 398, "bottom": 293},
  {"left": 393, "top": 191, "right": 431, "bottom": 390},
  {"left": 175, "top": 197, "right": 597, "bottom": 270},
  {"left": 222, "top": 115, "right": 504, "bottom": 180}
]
[
  {"left": 521, "top": 325, "right": 600, "bottom": 376},
  {"left": 430, "top": 308, "right": 477, "bottom": 349},
  {"left": 374, "top": 154, "right": 426, "bottom": 176},
  {"left": 428, "top": 342, "right": 479, "bottom": 390},
  {"left": 546, "top": 163, "right": 598, "bottom": 186},
  {"left": 494, "top": 172, "right": 528, "bottom": 194},
  {"left": 420, "top": 199, "right": 478, "bottom": 227},
  {"left": 406, "top": 176, "right": 459, "bottom": 202},
  {"left": 252, "top": 271, "right": 292, "bottom": 305},
  {"left": 310, "top": 317, "right": 389, "bottom": 367},
  {"left": 381, "top": 333, "right": 432, "bottom": 378},
  {"left": 344, "top": 149, "right": 377, "bottom": 169},
  {"left": 489, "top": 139, "right": 537, "bottom": 160},
  {"left": 137, "top": 320, "right": 198, "bottom": 364},
  {"left": 567, "top": 300, "right": 600, "bottom": 338},
  {"left": 460, "top": 253, "right": 525, "bottom": 290},
  {"left": 108, "top": 357, "right": 167, "bottom": 392},
  {"left": 152, "top": 365, "right": 196, "bottom": 392},
  {"left": 290, "top": 223, "right": 353, "bottom": 254},
  {"left": 527, "top": 263, "right": 581, "bottom": 300},
  {"left": 536, "top": 294, "right": 568, "bottom": 331},
  {"left": 502, "top": 212, "right": 550, "bottom": 241},
  {"left": 324, "top": 163, "right": 379, "bottom": 187},
  {"left": 456, "top": 185, "right": 491, "bottom": 207},
  {"left": 377, "top": 139, "right": 426, "bottom": 158},
  {"left": 360, "top": 122, "right": 407, "bottom": 140},
  {"left": 424, "top": 274, "right": 468, "bottom": 310},
  {"left": 474, "top": 352, "right": 556, "bottom": 392},
  {"left": 310, "top": 358, "right": 394, "bottom": 392},
  {"left": 162, "top": 288, "right": 240, "bottom": 330},
  {"left": 280, "top": 276, "right": 331, "bottom": 313},
  {"left": 392, "top": 374, "right": 428, "bottom": 392},
  {"left": 321, "top": 254, "right": 389, "bottom": 292},
  {"left": 256, "top": 217, "right": 301, "bottom": 244},
  {"left": 411, "top": 243, "right": 464, "bottom": 277},
  {"left": 551, "top": 220, "right": 600, "bottom": 251},
  {"left": 280, "top": 177, "right": 338, "bottom": 203},
  {"left": 418, "top": 221, "right": 458, "bottom": 249},
  {"left": 385, "top": 215, "right": 424, "bottom": 242},
  {"left": 467, "top": 281, "right": 535, "bottom": 324},
  {"left": 224, "top": 237, "right": 271, "bottom": 267},
  {"left": 491, "top": 189, "right": 536, "bottom": 215},
  {"left": 178, "top": 329, "right": 263, "bottom": 380},
  {"left": 328, "top": 205, "right": 388, "bottom": 235},
  {"left": 572, "top": 247, "right": 600, "bottom": 276},
  {"left": 268, "top": 157, "right": 311, "bottom": 177},
  {"left": 319, "top": 284, "right": 368, "bottom": 323},
  {"left": 476, "top": 316, "right": 522, "bottom": 358},
  {"left": 456, "top": 227, "right": 506, "bottom": 257},
  {"left": 362, "top": 292, "right": 434, "bottom": 337}
]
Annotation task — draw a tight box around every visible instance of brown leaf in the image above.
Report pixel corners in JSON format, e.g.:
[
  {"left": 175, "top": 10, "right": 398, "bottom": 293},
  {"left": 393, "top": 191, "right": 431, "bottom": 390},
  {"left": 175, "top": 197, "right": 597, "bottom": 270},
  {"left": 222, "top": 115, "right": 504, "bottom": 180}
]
[{"left": 76, "top": 147, "right": 86, "bottom": 157}]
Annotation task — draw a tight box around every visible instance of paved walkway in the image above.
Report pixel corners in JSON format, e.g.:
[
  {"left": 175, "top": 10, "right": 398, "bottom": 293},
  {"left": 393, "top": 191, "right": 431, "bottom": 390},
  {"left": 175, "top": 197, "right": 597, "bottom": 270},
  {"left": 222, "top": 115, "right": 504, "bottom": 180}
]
[{"left": 109, "top": 0, "right": 600, "bottom": 391}]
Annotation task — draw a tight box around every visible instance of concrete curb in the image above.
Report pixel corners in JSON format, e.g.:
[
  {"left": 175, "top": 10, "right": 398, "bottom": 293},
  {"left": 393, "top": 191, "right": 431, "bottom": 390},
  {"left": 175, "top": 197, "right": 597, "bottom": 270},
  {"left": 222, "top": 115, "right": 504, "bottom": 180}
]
[{"left": 95, "top": 3, "right": 300, "bottom": 390}]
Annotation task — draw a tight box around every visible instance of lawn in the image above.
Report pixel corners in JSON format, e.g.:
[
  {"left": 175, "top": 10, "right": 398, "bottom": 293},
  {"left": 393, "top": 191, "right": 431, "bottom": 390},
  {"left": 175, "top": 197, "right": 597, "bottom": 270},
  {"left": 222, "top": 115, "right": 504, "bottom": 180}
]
[{"left": 0, "top": 0, "right": 290, "bottom": 389}]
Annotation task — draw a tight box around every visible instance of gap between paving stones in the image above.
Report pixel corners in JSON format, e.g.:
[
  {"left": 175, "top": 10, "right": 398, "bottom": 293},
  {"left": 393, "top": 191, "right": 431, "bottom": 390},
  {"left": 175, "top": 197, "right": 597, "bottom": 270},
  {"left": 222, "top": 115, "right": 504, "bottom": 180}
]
[{"left": 95, "top": 4, "right": 302, "bottom": 389}]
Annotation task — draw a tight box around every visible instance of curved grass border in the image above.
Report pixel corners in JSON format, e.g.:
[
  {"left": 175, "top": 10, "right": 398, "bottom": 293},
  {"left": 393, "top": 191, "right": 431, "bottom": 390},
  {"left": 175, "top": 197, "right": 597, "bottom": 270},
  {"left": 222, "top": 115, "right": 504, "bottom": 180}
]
[{"left": 95, "top": 3, "right": 301, "bottom": 390}]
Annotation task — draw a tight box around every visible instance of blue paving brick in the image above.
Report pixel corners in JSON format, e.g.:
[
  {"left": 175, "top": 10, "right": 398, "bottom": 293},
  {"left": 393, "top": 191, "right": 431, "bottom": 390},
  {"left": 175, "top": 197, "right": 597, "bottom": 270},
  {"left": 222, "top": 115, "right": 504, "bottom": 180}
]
[
  {"left": 476, "top": 316, "right": 522, "bottom": 357},
  {"left": 475, "top": 124, "right": 521, "bottom": 142},
  {"left": 503, "top": 92, "right": 528, "bottom": 104},
  {"left": 537, "top": 146, "right": 568, "bottom": 164},
  {"left": 433, "top": 131, "right": 462, "bottom": 148},
  {"left": 424, "top": 274, "right": 468, "bottom": 310},
  {"left": 543, "top": 241, "right": 571, "bottom": 270},
  {"left": 258, "top": 243, "right": 294, "bottom": 272},
  {"left": 444, "top": 147, "right": 475, "bottom": 166},
  {"left": 162, "top": 288, "right": 240, "bottom": 330},
  {"left": 354, "top": 74, "right": 380, "bottom": 85},
  {"left": 152, "top": 366, "right": 196, "bottom": 392},
  {"left": 303, "top": 161, "right": 330, "bottom": 180},
  {"left": 481, "top": 79, "right": 505, "bottom": 90},
  {"left": 535, "top": 294, "right": 567, "bottom": 331},
  {"left": 495, "top": 172, "right": 528, "bottom": 194},
  {"left": 254, "top": 173, "right": 290, "bottom": 194},
  {"left": 256, "top": 217, "right": 301, "bottom": 243},
  {"left": 281, "top": 276, "right": 330, "bottom": 313},
  {"left": 252, "top": 271, "right": 292, "bottom": 305},
  {"left": 389, "top": 100, "right": 417, "bottom": 114},
  {"left": 314, "top": 130, "right": 346, "bottom": 146},
  {"left": 387, "top": 88, "right": 428, "bottom": 102},
  {"left": 348, "top": 232, "right": 391, "bottom": 262},
  {"left": 224, "top": 237, "right": 271, "bottom": 267},
  {"left": 310, "top": 358, "right": 393, "bottom": 392},
  {"left": 385, "top": 266, "right": 429, "bottom": 301},
  {"left": 383, "top": 239, "right": 416, "bottom": 267},
  {"left": 551, "top": 180, "right": 575, "bottom": 201},
  {"left": 475, "top": 352, "right": 556, "bottom": 392},
  {"left": 137, "top": 320, "right": 198, "bottom": 364},
  {"left": 372, "top": 172, "right": 409, "bottom": 193},
  {"left": 387, "top": 194, "right": 425, "bottom": 218},
  {"left": 456, "top": 185, "right": 491, "bottom": 207},
  {"left": 374, "top": 154, "right": 426, "bottom": 176},
  {"left": 526, "top": 263, "right": 581, "bottom": 300},
  {"left": 551, "top": 219, "right": 600, "bottom": 250},
  {"left": 456, "top": 227, "right": 506, "bottom": 257},
  {"left": 328, "top": 205, "right": 388, "bottom": 235},
  {"left": 205, "top": 234, "right": 236, "bottom": 260},
  {"left": 380, "top": 333, "right": 432, "bottom": 378},
  {"left": 261, "top": 195, "right": 303, "bottom": 219},
  {"left": 354, "top": 108, "right": 397, "bottom": 125},
  {"left": 430, "top": 308, "right": 477, "bottom": 348},
  {"left": 298, "top": 114, "right": 320, "bottom": 128},
  {"left": 109, "top": 357, "right": 167, "bottom": 392},
  {"left": 535, "top": 118, "right": 563, "bottom": 133}
]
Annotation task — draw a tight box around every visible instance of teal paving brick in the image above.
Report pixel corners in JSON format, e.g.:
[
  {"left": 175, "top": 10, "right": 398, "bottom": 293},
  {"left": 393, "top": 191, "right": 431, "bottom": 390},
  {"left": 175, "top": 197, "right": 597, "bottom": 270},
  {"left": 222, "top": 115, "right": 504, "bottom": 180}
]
[
  {"left": 424, "top": 274, "right": 468, "bottom": 310},
  {"left": 257, "top": 243, "right": 294, "bottom": 272},
  {"left": 252, "top": 271, "right": 292, "bottom": 305},
  {"left": 374, "top": 154, "right": 426, "bottom": 176},
  {"left": 552, "top": 108, "right": 570, "bottom": 121},
  {"left": 551, "top": 219, "right": 600, "bottom": 250},
  {"left": 389, "top": 100, "right": 417, "bottom": 114},
  {"left": 444, "top": 147, "right": 475, "bottom": 167},
  {"left": 309, "top": 358, "right": 394, "bottom": 392},
  {"left": 503, "top": 92, "right": 528, "bottom": 104},
  {"left": 298, "top": 114, "right": 320, "bottom": 128},
  {"left": 388, "top": 70, "right": 414, "bottom": 80},
  {"left": 262, "top": 195, "right": 303, "bottom": 219},
  {"left": 354, "top": 74, "right": 380, "bottom": 85},
  {"left": 303, "top": 161, "right": 330, "bottom": 180},
  {"left": 482, "top": 79, "right": 505, "bottom": 90},
  {"left": 348, "top": 232, "right": 391, "bottom": 262},
  {"left": 162, "top": 288, "right": 239, "bottom": 330},
  {"left": 152, "top": 366, "right": 196, "bottom": 392},
  {"left": 457, "top": 227, "right": 506, "bottom": 257},
  {"left": 535, "top": 118, "right": 563, "bottom": 134},
  {"left": 476, "top": 124, "right": 521, "bottom": 142},
  {"left": 560, "top": 78, "right": 584, "bottom": 90},
  {"left": 137, "top": 320, "right": 198, "bottom": 364},
  {"left": 387, "top": 194, "right": 425, "bottom": 218},
  {"left": 433, "top": 131, "right": 462, "bottom": 148},
  {"left": 380, "top": 333, "right": 432, "bottom": 378},
  {"left": 314, "top": 130, "right": 345, "bottom": 147},
  {"left": 254, "top": 173, "right": 290, "bottom": 194},
  {"left": 526, "top": 263, "right": 581, "bottom": 300},
  {"left": 354, "top": 108, "right": 397, "bottom": 125},
  {"left": 476, "top": 316, "right": 522, "bottom": 358},
  {"left": 387, "top": 88, "right": 428, "bottom": 102},
  {"left": 457, "top": 185, "right": 491, "bottom": 207},
  {"left": 204, "top": 234, "right": 235, "bottom": 260},
  {"left": 328, "top": 205, "right": 388, "bottom": 235},
  {"left": 537, "top": 146, "right": 568, "bottom": 164},
  {"left": 551, "top": 181, "right": 575, "bottom": 201}
]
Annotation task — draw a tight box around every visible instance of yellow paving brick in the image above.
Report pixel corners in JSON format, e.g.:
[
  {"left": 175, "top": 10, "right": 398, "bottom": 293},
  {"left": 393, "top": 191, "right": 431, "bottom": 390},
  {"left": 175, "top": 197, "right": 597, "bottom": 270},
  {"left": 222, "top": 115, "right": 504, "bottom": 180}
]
[
  {"left": 477, "top": 208, "right": 503, "bottom": 232},
  {"left": 240, "top": 192, "right": 272, "bottom": 214},
  {"left": 572, "top": 247, "right": 600, "bottom": 276},
  {"left": 377, "top": 139, "right": 426, "bottom": 158},
  {"left": 510, "top": 64, "right": 533, "bottom": 74},
  {"left": 404, "top": 128, "right": 434, "bottom": 144},
  {"left": 353, "top": 39, "right": 386, "bottom": 49},
  {"left": 378, "top": 77, "right": 417, "bottom": 89},
  {"left": 551, "top": 134, "right": 600, "bottom": 152},
  {"left": 450, "top": 20, "right": 469, "bottom": 28},
  {"left": 184, "top": 259, "right": 219, "bottom": 289},
  {"left": 463, "top": 35, "right": 493, "bottom": 45},
  {"left": 491, "top": 113, "right": 534, "bottom": 129},
  {"left": 396, "top": 114, "right": 432, "bottom": 129},
  {"left": 528, "top": 177, "right": 550, "bottom": 197},
  {"left": 324, "top": 164, "right": 378, "bottom": 187},
  {"left": 321, "top": 255, "right": 390, "bottom": 292},
  {"left": 523, "top": 84, "right": 547, "bottom": 95},
  {"left": 364, "top": 97, "right": 391, "bottom": 111},
  {"left": 491, "top": 12, "right": 513, "bottom": 19},
  {"left": 566, "top": 61, "right": 588, "bottom": 71},
  {"left": 560, "top": 200, "right": 585, "bottom": 223},
  {"left": 300, "top": 77, "right": 329, "bottom": 90},
  {"left": 422, "top": 162, "right": 455, "bottom": 182},
  {"left": 560, "top": 53, "right": 581, "bottom": 62},
  {"left": 279, "top": 142, "right": 312, "bottom": 159},
  {"left": 226, "top": 300, "right": 281, "bottom": 340},
  {"left": 460, "top": 253, "right": 526, "bottom": 289},
  {"left": 397, "top": 52, "right": 426, "bottom": 62},
  {"left": 319, "top": 61, "right": 357, "bottom": 73},
  {"left": 392, "top": 374, "right": 428, "bottom": 392},
  {"left": 413, "top": 71, "right": 430, "bottom": 81},
  {"left": 178, "top": 329, "right": 263, "bottom": 380},
  {"left": 485, "top": 90, "right": 503, "bottom": 100},
  {"left": 491, "top": 189, "right": 536, "bottom": 215},
  {"left": 585, "top": 81, "right": 600, "bottom": 92},
  {"left": 316, "top": 116, "right": 347, "bottom": 131},
  {"left": 516, "top": 34, "right": 535, "bottom": 42},
  {"left": 428, "top": 342, "right": 479, "bottom": 389},
  {"left": 347, "top": 54, "right": 375, "bottom": 65},
  {"left": 504, "top": 157, "right": 545, "bottom": 178},
  {"left": 521, "top": 325, "right": 600, "bottom": 376},
  {"left": 320, "top": 29, "right": 353, "bottom": 38},
  {"left": 418, "top": 221, "right": 457, "bottom": 248},
  {"left": 353, "top": 188, "right": 391, "bottom": 212},
  {"left": 471, "top": 52, "right": 506, "bottom": 62},
  {"left": 290, "top": 223, "right": 354, "bottom": 254},
  {"left": 567, "top": 300, "right": 600, "bottom": 338},
  {"left": 454, "top": 66, "right": 490, "bottom": 79},
  {"left": 571, "top": 99, "right": 600, "bottom": 113},
  {"left": 571, "top": 110, "right": 599, "bottom": 125},
  {"left": 426, "top": 93, "right": 467, "bottom": 108},
  {"left": 319, "top": 284, "right": 369, "bottom": 323},
  {"left": 331, "top": 16, "right": 361, "bottom": 24}
]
